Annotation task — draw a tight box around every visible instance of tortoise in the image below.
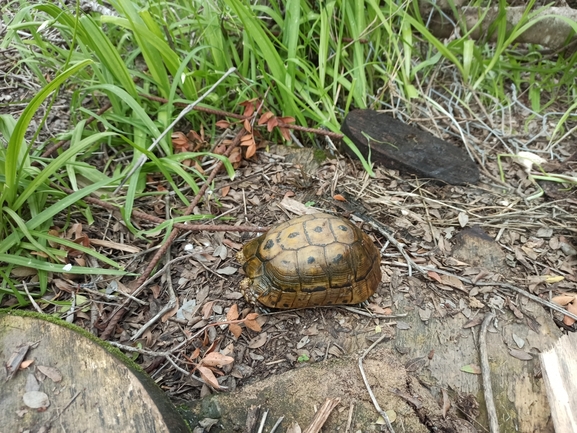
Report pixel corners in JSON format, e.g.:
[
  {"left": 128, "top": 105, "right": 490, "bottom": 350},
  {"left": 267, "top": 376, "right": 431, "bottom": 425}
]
[{"left": 237, "top": 212, "right": 382, "bottom": 309}]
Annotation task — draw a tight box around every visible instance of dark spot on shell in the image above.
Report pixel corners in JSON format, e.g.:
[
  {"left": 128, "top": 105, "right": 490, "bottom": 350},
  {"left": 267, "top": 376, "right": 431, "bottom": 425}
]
[
  {"left": 332, "top": 254, "right": 343, "bottom": 264},
  {"left": 302, "top": 286, "right": 326, "bottom": 293},
  {"left": 338, "top": 225, "right": 348, "bottom": 231},
  {"left": 307, "top": 256, "right": 315, "bottom": 264},
  {"left": 283, "top": 303, "right": 290, "bottom": 308},
  {"left": 288, "top": 231, "right": 299, "bottom": 238},
  {"left": 313, "top": 226, "right": 323, "bottom": 233},
  {"left": 264, "top": 239, "right": 274, "bottom": 250}
]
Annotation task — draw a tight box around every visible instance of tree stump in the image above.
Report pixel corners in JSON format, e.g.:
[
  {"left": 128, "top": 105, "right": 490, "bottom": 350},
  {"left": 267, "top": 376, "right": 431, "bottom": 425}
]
[{"left": 0, "top": 310, "right": 189, "bottom": 433}]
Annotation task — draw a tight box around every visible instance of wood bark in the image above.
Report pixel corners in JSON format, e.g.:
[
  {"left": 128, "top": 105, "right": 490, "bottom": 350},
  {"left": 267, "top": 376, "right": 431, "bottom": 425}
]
[{"left": 540, "top": 332, "right": 577, "bottom": 433}]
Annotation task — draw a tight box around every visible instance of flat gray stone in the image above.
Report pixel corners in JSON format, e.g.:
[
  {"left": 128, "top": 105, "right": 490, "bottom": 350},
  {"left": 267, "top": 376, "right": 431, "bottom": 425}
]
[{"left": 341, "top": 109, "right": 479, "bottom": 185}]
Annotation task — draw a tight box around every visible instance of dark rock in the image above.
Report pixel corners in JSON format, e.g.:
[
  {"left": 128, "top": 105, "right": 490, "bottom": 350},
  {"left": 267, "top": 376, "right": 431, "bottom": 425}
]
[{"left": 341, "top": 109, "right": 479, "bottom": 185}]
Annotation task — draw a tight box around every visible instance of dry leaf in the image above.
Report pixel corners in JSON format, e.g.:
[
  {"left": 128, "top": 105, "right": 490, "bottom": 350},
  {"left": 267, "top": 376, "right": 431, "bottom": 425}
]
[
  {"left": 171, "top": 131, "right": 190, "bottom": 152},
  {"left": 220, "top": 185, "right": 230, "bottom": 197},
  {"left": 201, "top": 352, "right": 234, "bottom": 367},
  {"left": 563, "top": 301, "right": 577, "bottom": 326},
  {"left": 440, "top": 275, "right": 465, "bottom": 291},
  {"left": 243, "top": 118, "right": 252, "bottom": 133},
  {"left": 217, "top": 266, "right": 237, "bottom": 275},
  {"left": 508, "top": 349, "right": 533, "bottom": 361},
  {"left": 551, "top": 294, "right": 577, "bottom": 306},
  {"left": 11, "top": 266, "right": 37, "bottom": 277},
  {"left": 215, "top": 120, "right": 231, "bottom": 129},
  {"left": 227, "top": 304, "right": 239, "bottom": 321},
  {"left": 20, "top": 359, "right": 34, "bottom": 369},
  {"left": 190, "top": 348, "right": 201, "bottom": 360},
  {"left": 229, "top": 323, "right": 243, "bottom": 338},
  {"left": 286, "top": 422, "right": 302, "bottom": 433},
  {"left": 53, "top": 279, "right": 74, "bottom": 293},
  {"left": 161, "top": 298, "right": 179, "bottom": 322},
  {"left": 367, "top": 304, "right": 389, "bottom": 314},
  {"left": 266, "top": 116, "right": 278, "bottom": 132},
  {"left": 244, "top": 313, "right": 262, "bottom": 332},
  {"left": 37, "top": 365, "right": 62, "bottom": 383},
  {"left": 258, "top": 111, "right": 275, "bottom": 125},
  {"left": 442, "top": 388, "right": 451, "bottom": 418},
  {"left": 90, "top": 239, "right": 141, "bottom": 253},
  {"left": 427, "top": 270, "right": 443, "bottom": 283},
  {"left": 247, "top": 332, "right": 267, "bottom": 349},
  {"left": 197, "top": 366, "right": 220, "bottom": 389},
  {"left": 202, "top": 301, "right": 215, "bottom": 320},
  {"left": 333, "top": 194, "right": 347, "bottom": 202}
]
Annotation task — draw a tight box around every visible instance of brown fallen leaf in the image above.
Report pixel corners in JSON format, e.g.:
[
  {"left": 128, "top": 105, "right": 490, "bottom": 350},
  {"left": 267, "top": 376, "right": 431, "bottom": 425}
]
[
  {"left": 552, "top": 294, "right": 577, "bottom": 306},
  {"left": 197, "top": 365, "right": 221, "bottom": 389},
  {"left": 90, "top": 239, "right": 141, "bottom": 253},
  {"left": 247, "top": 332, "right": 268, "bottom": 349},
  {"left": 427, "top": 270, "right": 443, "bottom": 284},
  {"left": 20, "top": 359, "right": 34, "bottom": 369},
  {"left": 508, "top": 349, "right": 533, "bottom": 361},
  {"left": 37, "top": 365, "right": 62, "bottom": 383},
  {"left": 229, "top": 323, "right": 243, "bottom": 338},
  {"left": 201, "top": 352, "right": 234, "bottom": 367},
  {"left": 563, "top": 301, "right": 577, "bottom": 326},
  {"left": 202, "top": 301, "right": 215, "bottom": 320}
]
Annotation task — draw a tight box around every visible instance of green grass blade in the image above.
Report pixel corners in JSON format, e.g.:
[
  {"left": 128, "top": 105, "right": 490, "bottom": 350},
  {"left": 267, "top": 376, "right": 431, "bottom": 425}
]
[{"left": 1, "top": 59, "right": 92, "bottom": 208}]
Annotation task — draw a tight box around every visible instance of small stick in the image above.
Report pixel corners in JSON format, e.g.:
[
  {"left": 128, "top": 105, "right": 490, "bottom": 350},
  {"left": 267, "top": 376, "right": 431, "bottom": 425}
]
[
  {"left": 269, "top": 416, "right": 285, "bottom": 433},
  {"left": 56, "top": 185, "right": 268, "bottom": 233},
  {"left": 22, "top": 281, "right": 43, "bottom": 314},
  {"left": 345, "top": 402, "right": 355, "bottom": 433},
  {"left": 256, "top": 409, "right": 269, "bottom": 433},
  {"left": 479, "top": 312, "right": 500, "bottom": 433},
  {"left": 358, "top": 333, "right": 395, "bottom": 433},
  {"left": 303, "top": 398, "right": 341, "bottom": 433}
]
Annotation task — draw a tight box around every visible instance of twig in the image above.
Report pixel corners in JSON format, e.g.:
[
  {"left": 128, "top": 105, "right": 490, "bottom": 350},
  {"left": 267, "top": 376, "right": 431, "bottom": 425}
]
[
  {"left": 256, "top": 409, "right": 269, "bottom": 433},
  {"left": 358, "top": 333, "right": 395, "bottom": 433},
  {"left": 22, "top": 281, "right": 43, "bottom": 313},
  {"left": 269, "top": 416, "right": 285, "bottom": 433},
  {"left": 100, "top": 129, "right": 244, "bottom": 340},
  {"left": 107, "top": 341, "right": 217, "bottom": 387},
  {"left": 55, "top": 184, "right": 268, "bottom": 233},
  {"left": 303, "top": 398, "right": 341, "bottom": 433},
  {"left": 345, "top": 402, "right": 354, "bottom": 433},
  {"left": 479, "top": 312, "right": 500, "bottom": 433},
  {"left": 131, "top": 203, "right": 178, "bottom": 341}
]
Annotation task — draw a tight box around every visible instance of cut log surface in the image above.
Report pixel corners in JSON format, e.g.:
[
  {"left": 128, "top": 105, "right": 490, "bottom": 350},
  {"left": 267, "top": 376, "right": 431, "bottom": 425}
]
[
  {"left": 540, "top": 332, "right": 577, "bottom": 433},
  {"left": 0, "top": 311, "right": 189, "bottom": 433},
  {"left": 341, "top": 109, "right": 479, "bottom": 185}
]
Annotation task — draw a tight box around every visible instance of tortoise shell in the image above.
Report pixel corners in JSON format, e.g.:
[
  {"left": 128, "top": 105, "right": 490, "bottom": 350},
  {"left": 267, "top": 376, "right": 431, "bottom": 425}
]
[{"left": 237, "top": 213, "right": 382, "bottom": 309}]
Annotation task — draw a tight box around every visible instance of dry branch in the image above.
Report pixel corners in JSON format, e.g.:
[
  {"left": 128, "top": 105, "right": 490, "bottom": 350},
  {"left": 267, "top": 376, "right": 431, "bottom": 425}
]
[{"left": 303, "top": 398, "right": 341, "bottom": 433}]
